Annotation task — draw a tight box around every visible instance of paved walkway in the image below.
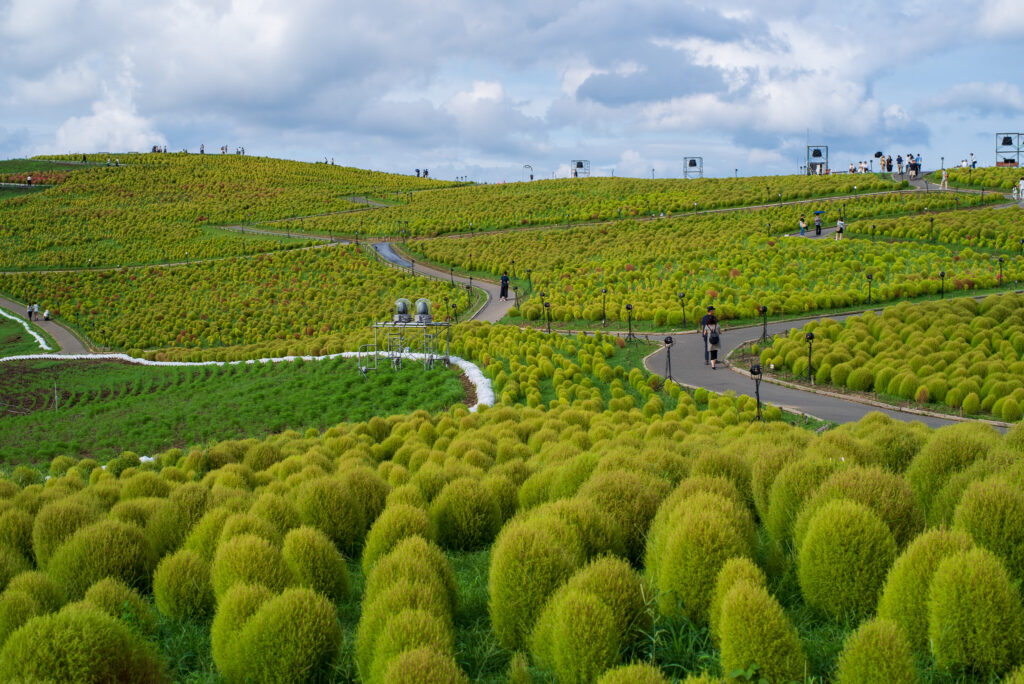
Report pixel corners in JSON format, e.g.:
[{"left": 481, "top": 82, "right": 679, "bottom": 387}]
[
  {"left": 0, "top": 296, "right": 89, "bottom": 355},
  {"left": 642, "top": 313, "right": 961, "bottom": 428}
]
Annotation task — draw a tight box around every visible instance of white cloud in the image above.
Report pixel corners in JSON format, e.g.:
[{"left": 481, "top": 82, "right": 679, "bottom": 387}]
[
  {"left": 976, "top": 0, "right": 1024, "bottom": 37},
  {"left": 923, "top": 81, "right": 1024, "bottom": 116}
]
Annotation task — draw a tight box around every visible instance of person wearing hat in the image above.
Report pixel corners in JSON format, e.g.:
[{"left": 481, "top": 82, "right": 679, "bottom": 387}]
[
  {"left": 700, "top": 305, "right": 715, "bottom": 365},
  {"left": 703, "top": 310, "right": 723, "bottom": 369}
]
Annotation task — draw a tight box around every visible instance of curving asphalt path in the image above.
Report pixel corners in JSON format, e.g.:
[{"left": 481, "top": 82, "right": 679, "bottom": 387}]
[
  {"left": 0, "top": 296, "right": 89, "bottom": 355},
  {"left": 642, "top": 314, "right": 962, "bottom": 428}
]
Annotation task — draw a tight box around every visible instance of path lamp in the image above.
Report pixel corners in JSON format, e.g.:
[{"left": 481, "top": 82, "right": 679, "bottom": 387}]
[
  {"left": 539, "top": 291, "right": 546, "bottom": 324},
  {"left": 544, "top": 301, "right": 551, "bottom": 334},
  {"left": 443, "top": 295, "right": 449, "bottom": 321},
  {"left": 677, "top": 292, "right": 686, "bottom": 327},
  {"left": 939, "top": 271, "right": 945, "bottom": 299},
  {"left": 1019, "top": 238, "right": 1023, "bottom": 256},
  {"left": 805, "top": 332, "right": 814, "bottom": 383},
  {"left": 664, "top": 336, "right": 674, "bottom": 381},
  {"left": 998, "top": 257, "right": 1004, "bottom": 285},
  {"left": 930, "top": 216, "right": 935, "bottom": 242},
  {"left": 750, "top": 363, "right": 763, "bottom": 421},
  {"left": 450, "top": 267, "right": 454, "bottom": 286},
  {"left": 866, "top": 273, "right": 874, "bottom": 305},
  {"left": 468, "top": 275, "right": 473, "bottom": 291},
  {"left": 451, "top": 302, "right": 459, "bottom": 323},
  {"left": 625, "top": 304, "right": 636, "bottom": 342},
  {"left": 511, "top": 259, "right": 516, "bottom": 278},
  {"left": 601, "top": 288, "right": 608, "bottom": 326},
  {"left": 526, "top": 269, "right": 532, "bottom": 291},
  {"left": 759, "top": 305, "right": 770, "bottom": 344}
]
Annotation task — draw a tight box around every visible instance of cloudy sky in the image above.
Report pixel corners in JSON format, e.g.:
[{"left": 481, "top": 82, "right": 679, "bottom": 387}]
[{"left": 2, "top": 0, "right": 1022, "bottom": 181}]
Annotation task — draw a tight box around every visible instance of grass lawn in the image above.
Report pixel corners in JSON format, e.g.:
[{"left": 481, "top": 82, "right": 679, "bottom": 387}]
[
  {"left": 0, "top": 316, "right": 48, "bottom": 357},
  {"left": 0, "top": 356, "right": 466, "bottom": 464}
]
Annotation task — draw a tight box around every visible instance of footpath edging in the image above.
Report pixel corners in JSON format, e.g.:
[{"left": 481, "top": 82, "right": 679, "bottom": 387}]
[{"left": 0, "top": 308, "right": 52, "bottom": 351}]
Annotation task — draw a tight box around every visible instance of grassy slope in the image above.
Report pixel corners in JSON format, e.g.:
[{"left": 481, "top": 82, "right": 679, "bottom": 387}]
[
  {"left": 0, "top": 357, "right": 465, "bottom": 463},
  {"left": 0, "top": 317, "right": 46, "bottom": 357}
]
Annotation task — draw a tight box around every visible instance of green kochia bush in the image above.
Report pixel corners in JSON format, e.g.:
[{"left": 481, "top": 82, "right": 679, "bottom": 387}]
[
  {"left": 834, "top": 618, "right": 918, "bottom": 684},
  {"left": 488, "top": 516, "right": 583, "bottom": 650},
  {"left": 798, "top": 500, "right": 896, "bottom": 619},
  {"left": 428, "top": 477, "right": 501, "bottom": 551},
  {"left": 361, "top": 503, "right": 431, "bottom": 574},
  {"left": 953, "top": 478, "right": 1024, "bottom": 582},
  {"left": 765, "top": 455, "right": 837, "bottom": 545},
  {"left": 0, "top": 590, "right": 39, "bottom": 648},
  {"left": 0, "top": 547, "right": 30, "bottom": 594},
  {"left": 31, "top": 500, "right": 101, "bottom": 569},
  {"left": 876, "top": 528, "right": 974, "bottom": 654},
  {"left": 596, "top": 663, "right": 671, "bottom": 684},
  {"left": 369, "top": 608, "right": 455, "bottom": 684},
  {"left": 718, "top": 580, "right": 805, "bottom": 684},
  {"left": 0, "top": 603, "right": 166, "bottom": 683},
  {"left": 211, "top": 583, "right": 275, "bottom": 682},
  {"left": 4, "top": 571, "right": 64, "bottom": 613},
  {"left": 210, "top": 533, "right": 293, "bottom": 599},
  {"left": 927, "top": 548, "right": 1024, "bottom": 676},
  {"left": 153, "top": 549, "right": 215, "bottom": 621},
  {"left": 709, "top": 557, "right": 767, "bottom": 640},
  {"left": 294, "top": 478, "right": 367, "bottom": 555},
  {"left": 46, "top": 519, "right": 156, "bottom": 600},
  {"left": 83, "top": 577, "right": 156, "bottom": 635},
  {"left": 382, "top": 647, "right": 468, "bottom": 684},
  {"left": 226, "top": 588, "right": 342, "bottom": 684},
  {"left": 282, "top": 526, "right": 350, "bottom": 603}
]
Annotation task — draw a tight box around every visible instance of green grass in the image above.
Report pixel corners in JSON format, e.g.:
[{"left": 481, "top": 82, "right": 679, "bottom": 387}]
[
  {"left": 0, "top": 356, "right": 466, "bottom": 464},
  {"left": 0, "top": 187, "right": 45, "bottom": 201},
  {"left": 0, "top": 159, "right": 84, "bottom": 174},
  {"left": 0, "top": 316, "right": 47, "bottom": 357}
]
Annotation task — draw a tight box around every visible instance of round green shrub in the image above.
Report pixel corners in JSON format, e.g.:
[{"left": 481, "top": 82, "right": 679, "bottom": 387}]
[
  {"left": 876, "top": 528, "right": 973, "bottom": 653},
  {"left": 962, "top": 391, "right": 981, "bottom": 414},
  {"left": 539, "top": 497, "right": 626, "bottom": 561},
  {"left": 709, "top": 557, "right": 767, "bottom": 640},
  {"left": 249, "top": 492, "right": 300, "bottom": 538},
  {"left": 798, "top": 500, "right": 896, "bottom": 619},
  {"left": 182, "top": 507, "right": 233, "bottom": 561},
  {"left": 488, "top": 516, "right": 584, "bottom": 650},
  {"left": 928, "top": 548, "right": 1024, "bottom": 675},
  {"left": 120, "top": 471, "right": 171, "bottom": 500},
  {"left": 0, "top": 509, "right": 33, "bottom": 561},
  {"left": 595, "top": 663, "right": 670, "bottom": 684},
  {"left": 363, "top": 536, "right": 457, "bottom": 615},
  {"left": 0, "top": 590, "right": 37, "bottom": 649},
  {"left": 691, "top": 451, "right": 753, "bottom": 507},
  {"left": 210, "top": 583, "right": 274, "bottom": 682},
  {"left": 229, "top": 587, "right": 342, "bottom": 684},
  {"left": 153, "top": 549, "right": 214, "bottom": 621},
  {"left": 531, "top": 590, "right": 619, "bottom": 683},
  {"left": 834, "top": 618, "right": 918, "bottom": 684},
  {"left": 657, "top": 499, "right": 755, "bottom": 621},
  {"left": 10, "top": 466, "right": 41, "bottom": 489},
  {"left": 846, "top": 367, "right": 875, "bottom": 392},
  {"left": 428, "top": 477, "right": 501, "bottom": 551},
  {"left": 765, "top": 455, "right": 837, "bottom": 544},
  {"left": 385, "top": 484, "right": 426, "bottom": 509},
  {"left": 718, "top": 580, "right": 805, "bottom": 684},
  {"left": 47, "top": 520, "right": 156, "bottom": 600},
  {"left": 83, "top": 577, "right": 156, "bottom": 635},
  {"left": 294, "top": 478, "right": 367, "bottom": 556},
  {"left": 31, "top": 500, "right": 102, "bottom": 569},
  {"left": 217, "top": 511, "right": 282, "bottom": 546},
  {"left": 791, "top": 466, "right": 923, "bottom": 550},
  {"left": 750, "top": 447, "right": 797, "bottom": 523},
  {"left": 338, "top": 466, "right": 391, "bottom": 526},
  {"left": 242, "top": 442, "right": 283, "bottom": 472},
  {"left": 210, "top": 533, "right": 292, "bottom": 599},
  {"left": 369, "top": 608, "right": 454, "bottom": 684},
  {"left": 47, "top": 456, "right": 76, "bottom": 478},
  {"left": 577, "top": 469, "right": 671, "bottom": 563},
  {"left": 383, "top": 647, "right": 469, "bottom": 684},
  {"left": 4, "top": 571, "right": 63, "bottom": 613},
  {"left": 282, "top": 526, "right": 349, "bottom": 603},
  {"left": 906, "top": 422, "right": 999, "bottom": 524},
  {"left": 953, "top": 478, "right": 1024, "bottom": 582},
  {"left": 0, "top": 603, "right": 165, "bottom": 682}
]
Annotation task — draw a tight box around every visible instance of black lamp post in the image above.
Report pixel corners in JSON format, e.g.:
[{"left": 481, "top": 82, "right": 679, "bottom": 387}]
[
  {"left": 601, "top": 288, "right": 607, "bottom": 326},
  {"left": 750, "top": 363, "right": 763, "bottom": 421},
  {"left": 759, "top": 305, "right": 769, "bottom": 344},
  {"left": 998, "top": 257, "right": 1004, "bottom": 285},
  {"left": 526, "top": 268, "right": 532, "bottom": 291},
  {"left": 678, "top": 292, "right": 686, "bottom": 327},
  {"left": 544, "top": 301, "right": 551, "bottom": 334},
  {"left": 805, "top": 332, "right": 814, "bottom": 383},
  {"left": 866, "top": 273, "right": 874, "bottom": 305},
  {"left": 443, "top": 295, "right": 449, "bottom": 321},
  {"left": 451, "top": 302, "right": 459, "bottom": 323},
  {"left": 511, "top": 259, "right": 516, "bottom": 278},
  {"left": 939, "top": 271, "right": 945, "bottom": 299},
  {"left": 450, "top": 267, "right": 454, "bottom": 286},
  {"left": 664, "top": 336, "right": 674, "bottom": 381},
  {"left": 625, "top": 304, "right": 636, "bottom": 342},
  {"left": 930, "top": 216, "right": 935, "bottom": 242},
  {"left": 1019, "top": 238, "right": 1023, "bottom": 256}
]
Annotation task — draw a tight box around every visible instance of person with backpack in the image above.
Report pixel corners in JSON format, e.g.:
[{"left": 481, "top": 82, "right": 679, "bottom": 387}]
[
  {"left": 700, "top": 305, "right": 715, "bottom": 365},
  {"left": 703, "top": 312, "right": 722, "bottom": 369}
]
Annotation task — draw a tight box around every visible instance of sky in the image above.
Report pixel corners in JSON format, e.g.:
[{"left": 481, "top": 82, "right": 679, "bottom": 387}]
[{"left": 1, "top": 0, "right": 1022, "bottom": 182}]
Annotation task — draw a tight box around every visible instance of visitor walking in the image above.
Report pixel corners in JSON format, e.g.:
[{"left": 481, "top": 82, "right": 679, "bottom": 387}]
[
  {"left": 835, "top": 219, "right": 845, "bottom": 240},
  {"left": 32, "top": 303, "right": 39, "bottom": 320},
  {"left": 941, "top": 168, "right": 949, "bottom": 190},
  {"left": 499, "top": 272, "right": 510, "bottom": 301},
  {"left": 700, "top": 305, "right": 715, "bottom": 365},
  {"left": 896, "top": 155, "right": 903, "bottom": 175},
  {"left": 814, "top": 214, "right": 822, "bottom": 236},
  {"left": 799, "top": 215, "right": 807, "bottom": 236},
  {"left": 703, "top": 312, "right": 722, "bottom": 369},
  {"left": 25, "top": 304, "right": 31, "bottom": 321}
]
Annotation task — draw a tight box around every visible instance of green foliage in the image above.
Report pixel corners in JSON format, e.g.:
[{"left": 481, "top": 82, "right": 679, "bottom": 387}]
[
  {"left": 765, "top": 455, "right": 837, "bottom": 545},
  {"left": 210, "top": 533, "right": 292, "bottom": 599},
  {"left": 369, "top": 608, "right": 455, "bottom": 684},
  {"left": 718, "top": 580, "right": 806, "bottom": 684},
  {"left": 281, "top": 525, "right": 350, "bottom": 602},
  {"left": 382, "top": 647, "right": 469, "bottom": 684},
  {"left": 210, "top": 583, "right": 275, "bottom": 681},
  {"left": 577, "top": 469, "right": 671, "bottom": 563},
  {"left": 0, "top": 603, "right": 166, "bottom": 683},
  {"left": 834, "top": 618, "right": 918, "bottom": 684},
  {"left": 428, "top": 477, "right": 501, "bottom": 551},
  {"left": 876, "top": 528, "right": 974, "bottom": 654},
  {"left": 0, "top": 509, "right": 33, "bottom": 561},
  {"left": 46, "top": 519, "right": 156, "bottom": 599},
  {"left": 952, "top": 477, "right": 1024, "bottom": 582},
  {"left": 0, "top": 590, "right": 39, "bottom": 648},
  {"left": 709, "top": 557, "right": 767, "bottom": 641},
  {"left": 152, "top": 549, "right": 214, "bottom": 621},
  {"left": 488, "top": 516, "right": 583, "bottom": 650},
  {"left": 596, "top": 663, "right": 671, "bottom": 683},
  {"left": 82, "top": 576, "right": 156, "bottom": 635},
  {"left": 294, "top": 478, "right": 367, "bottom": 556},
  {"left": 797, "top": 500, "right": 897, "bottom": 620},
  {"left": 4, "top": 571, "right": 64, "bottom": 613},
  {"left": 927, "top": 548, "right": 1024, "bottom": 675}
]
